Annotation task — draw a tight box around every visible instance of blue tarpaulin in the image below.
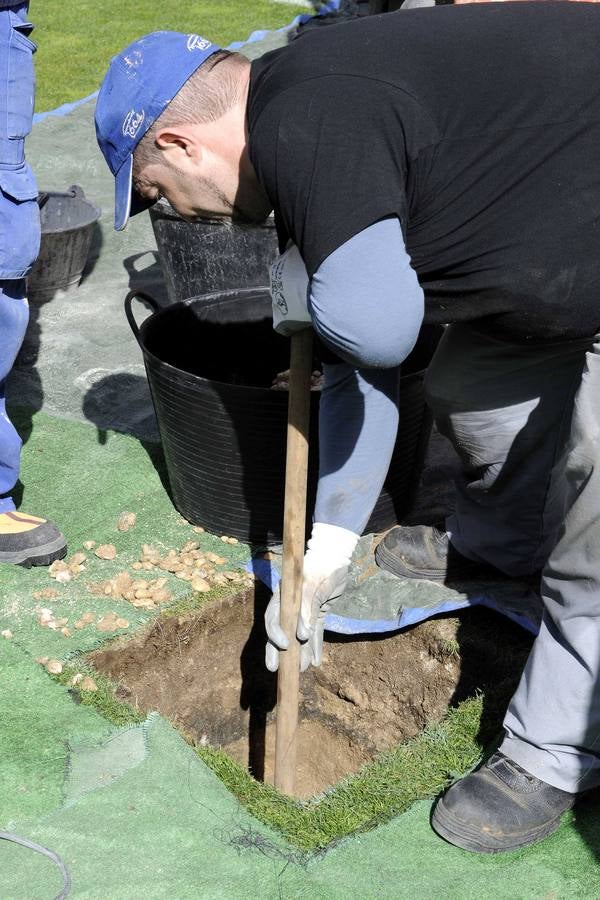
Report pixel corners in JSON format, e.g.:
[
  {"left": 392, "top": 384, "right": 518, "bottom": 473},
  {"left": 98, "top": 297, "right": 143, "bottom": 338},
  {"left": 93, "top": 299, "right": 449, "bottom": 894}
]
[{"left": 247, "top": 534, "right": 542, "bottom": 637}]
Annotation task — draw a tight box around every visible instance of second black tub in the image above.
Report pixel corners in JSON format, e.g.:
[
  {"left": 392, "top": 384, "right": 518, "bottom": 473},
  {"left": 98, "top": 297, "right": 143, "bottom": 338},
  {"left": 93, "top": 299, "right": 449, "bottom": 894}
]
[{"left": 126, "top": 287, "right": 439, "bottom": 545}]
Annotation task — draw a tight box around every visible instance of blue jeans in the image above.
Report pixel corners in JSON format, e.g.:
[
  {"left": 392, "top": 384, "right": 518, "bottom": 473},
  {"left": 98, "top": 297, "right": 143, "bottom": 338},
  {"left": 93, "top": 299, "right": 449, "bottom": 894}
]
[{"left": 0, "top": 1, "right": 40, "bottom": 512}]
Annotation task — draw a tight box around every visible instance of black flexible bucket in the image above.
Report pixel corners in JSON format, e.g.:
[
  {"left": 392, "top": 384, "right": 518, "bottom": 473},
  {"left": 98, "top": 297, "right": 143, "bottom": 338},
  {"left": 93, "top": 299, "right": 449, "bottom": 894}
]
[
  {"left": 28, "top": 185, "right": 101, "bottom": 302},
  {"left": 125, "top": 287, "right": 439, "bottom": 545},
  {"left": 149, "top": 200, "right": 278, "bottom": 305}
]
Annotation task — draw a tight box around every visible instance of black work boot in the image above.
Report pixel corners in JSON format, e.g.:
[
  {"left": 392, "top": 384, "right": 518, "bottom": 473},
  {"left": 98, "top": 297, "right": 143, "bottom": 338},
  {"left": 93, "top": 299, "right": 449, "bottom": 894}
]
[
  {"left": 0, "top": 511, "right": 67, "bottom": 567},
  {"left": 431, "top": 751, "right": 576, "bottom": 853},
  {"left": 375, "top": 524, "right": 492, "bottom": 582}
]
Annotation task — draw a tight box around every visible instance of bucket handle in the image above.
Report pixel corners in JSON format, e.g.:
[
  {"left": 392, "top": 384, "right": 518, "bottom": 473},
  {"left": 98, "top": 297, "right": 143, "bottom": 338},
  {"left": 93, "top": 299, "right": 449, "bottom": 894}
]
[
  {"left": 124, "top": 290, "right": 160, "bottom": 346},
  {"left": 68, "top": 184, "right": 86, "bottom": 200},
  {"left": 38, "top": 186, "right": 84, "bottom": 207}
]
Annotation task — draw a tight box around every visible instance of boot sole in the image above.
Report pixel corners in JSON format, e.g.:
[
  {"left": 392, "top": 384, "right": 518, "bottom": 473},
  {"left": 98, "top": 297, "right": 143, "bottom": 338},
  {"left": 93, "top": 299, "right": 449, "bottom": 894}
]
[
  {"left": 0, "top": 536, "right": 67, "bottom": 568},
  {"left": 375, "top": 541, "right": 447, "bottom": 582},
  {"left": 431, "top": 794, "right": 567, "bottom": 853},
  {"left": 375, "top": 540, "right": 495, "bottom": 583}
]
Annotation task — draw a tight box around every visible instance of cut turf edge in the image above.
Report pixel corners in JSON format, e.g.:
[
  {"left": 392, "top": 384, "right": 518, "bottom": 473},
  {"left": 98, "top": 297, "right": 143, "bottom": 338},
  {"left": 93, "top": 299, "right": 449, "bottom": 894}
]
[
  {"left": 51, "top": 650, "right": 489, "bottom": 854},
  {"left": 194, "top": 695, "right": 486, "bottom": 852}
]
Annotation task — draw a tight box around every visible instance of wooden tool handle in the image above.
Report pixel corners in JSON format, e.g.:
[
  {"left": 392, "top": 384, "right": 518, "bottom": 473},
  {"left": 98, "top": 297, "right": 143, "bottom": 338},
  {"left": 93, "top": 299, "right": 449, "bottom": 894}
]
[{"left": 274, "top": 328, "right": 313, "bottom": 796}]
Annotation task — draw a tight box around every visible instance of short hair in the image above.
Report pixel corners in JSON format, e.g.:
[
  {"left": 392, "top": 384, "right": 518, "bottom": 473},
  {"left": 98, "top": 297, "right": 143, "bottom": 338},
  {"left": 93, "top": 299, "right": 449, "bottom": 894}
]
[{"left": 133, "top": 50, "right": 246, "bottom": 174}]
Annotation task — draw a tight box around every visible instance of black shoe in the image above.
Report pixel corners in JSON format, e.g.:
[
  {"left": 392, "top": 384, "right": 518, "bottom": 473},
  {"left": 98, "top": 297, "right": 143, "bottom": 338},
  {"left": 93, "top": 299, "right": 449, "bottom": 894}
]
[
  {"left": 0, "top": 511, "right": 67, "bottom": 567},
  {"left": 375, "top": 524, "right": 490, "bottom": 582},
  {"left": 431, "top": 751, "right": 576, "bottom": 853}
]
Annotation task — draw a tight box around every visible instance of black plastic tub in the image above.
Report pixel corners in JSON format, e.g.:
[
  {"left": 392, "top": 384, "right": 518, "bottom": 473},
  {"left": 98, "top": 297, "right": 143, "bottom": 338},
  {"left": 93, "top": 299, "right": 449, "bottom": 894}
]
[
  {"left": 28, "top": 185, "right": 101, "bottom": 302},
  {"left": 126, "top": 287, "right": 439, "bottom": 545},
  {"left": 149, "top": 200, "right": 278, "bottom": 305}
]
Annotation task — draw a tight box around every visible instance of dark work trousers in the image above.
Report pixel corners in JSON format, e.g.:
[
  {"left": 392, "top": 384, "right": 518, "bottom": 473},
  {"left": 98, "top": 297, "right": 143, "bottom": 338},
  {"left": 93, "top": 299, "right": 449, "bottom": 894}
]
[
  {"left": 0, "top": 2, "right": 41, "bottom": 512},
  {"left": 425, "top": 322, "right": 600, "bottom": 792}
]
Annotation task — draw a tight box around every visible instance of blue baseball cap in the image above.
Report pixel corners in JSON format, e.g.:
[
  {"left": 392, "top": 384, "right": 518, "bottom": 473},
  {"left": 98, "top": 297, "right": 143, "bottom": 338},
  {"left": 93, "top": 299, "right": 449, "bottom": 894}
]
[{"left": 95, "top": 31, "right": 221, "bottom": 231}]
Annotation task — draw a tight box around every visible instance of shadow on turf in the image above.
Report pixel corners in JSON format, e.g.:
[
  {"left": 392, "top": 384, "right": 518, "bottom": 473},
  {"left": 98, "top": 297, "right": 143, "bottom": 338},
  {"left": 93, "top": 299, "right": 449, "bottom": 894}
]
[
  {"left": 11, "top": 220, "right": 104, "bottom": 450},
  {"left": 123, "top": 251, "right": 170, "bottom": 308},
  {"left": 81, "top": 373, "right": 170, "bottom": 497},
  {"left": 573, "top": 789, "right": 600, "bottom": 860}
]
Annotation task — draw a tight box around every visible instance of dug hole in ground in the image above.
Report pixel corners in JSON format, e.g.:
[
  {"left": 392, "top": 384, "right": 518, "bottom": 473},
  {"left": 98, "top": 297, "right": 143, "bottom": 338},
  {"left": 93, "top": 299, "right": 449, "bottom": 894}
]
[{"left": 90, "top": 574, "right": 533, "bottom": 799}]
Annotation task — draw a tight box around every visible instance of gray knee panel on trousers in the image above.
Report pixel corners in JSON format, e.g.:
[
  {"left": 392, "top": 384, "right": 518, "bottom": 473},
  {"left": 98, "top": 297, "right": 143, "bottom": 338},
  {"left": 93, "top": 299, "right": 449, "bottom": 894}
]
[{"left": 424, "top": 324, "right": 591, "bottom": 576}]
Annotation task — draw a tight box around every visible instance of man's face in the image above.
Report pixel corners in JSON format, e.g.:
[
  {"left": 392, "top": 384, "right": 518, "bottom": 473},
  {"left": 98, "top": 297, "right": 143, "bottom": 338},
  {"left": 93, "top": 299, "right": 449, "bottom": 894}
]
[{"left": 133, "top": 151, "right": 272, "bottom": 223}]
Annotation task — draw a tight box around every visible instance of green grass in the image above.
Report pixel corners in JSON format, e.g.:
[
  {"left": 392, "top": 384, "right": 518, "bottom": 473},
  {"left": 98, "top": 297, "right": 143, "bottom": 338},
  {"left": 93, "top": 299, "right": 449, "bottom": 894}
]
[
  {"left": 33, "top": 1, "right": 312, "bottom": 112},
  {"left": 161, "top": 581, "right": 249, "bottom": 618},
  {"left": 51, "top": 663, "right": 146, "bottom": 727}
]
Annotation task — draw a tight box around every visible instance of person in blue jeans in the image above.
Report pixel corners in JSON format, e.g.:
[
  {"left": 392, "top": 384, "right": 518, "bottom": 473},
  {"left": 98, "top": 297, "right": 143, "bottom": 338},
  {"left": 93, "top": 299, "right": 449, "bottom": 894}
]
[{"left": 0, "top": 2, "right": 66, "bottom": 565}]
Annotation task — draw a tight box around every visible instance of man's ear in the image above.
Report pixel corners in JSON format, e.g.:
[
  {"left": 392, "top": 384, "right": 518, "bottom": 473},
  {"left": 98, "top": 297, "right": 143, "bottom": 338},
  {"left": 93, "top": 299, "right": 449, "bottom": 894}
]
[{"left": 155, "top": 127, "right": 201, "bottom": 162}]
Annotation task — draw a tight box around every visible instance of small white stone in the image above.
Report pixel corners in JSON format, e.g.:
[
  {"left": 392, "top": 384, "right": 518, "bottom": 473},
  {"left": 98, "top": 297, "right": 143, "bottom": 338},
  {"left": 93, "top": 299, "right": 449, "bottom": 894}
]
[{"left": 54, "top": 570, "right": 72, "bottom": 583}]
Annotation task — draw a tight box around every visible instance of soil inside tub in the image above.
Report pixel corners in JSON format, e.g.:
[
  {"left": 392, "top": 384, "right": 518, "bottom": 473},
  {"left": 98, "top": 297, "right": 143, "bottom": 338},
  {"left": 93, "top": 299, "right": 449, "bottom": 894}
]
[{"left": 90, "top": 582, "right": 533, "bottom": 798}]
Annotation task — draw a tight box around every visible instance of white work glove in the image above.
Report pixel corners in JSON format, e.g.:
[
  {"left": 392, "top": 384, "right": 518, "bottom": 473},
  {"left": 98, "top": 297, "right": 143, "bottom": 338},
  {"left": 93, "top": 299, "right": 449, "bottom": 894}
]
[
  {"left": 269, "top": 243, "right": 312, "bottom": 336},
  {"left": 265, "top": 523, "right": 359, "bottom": 672}
]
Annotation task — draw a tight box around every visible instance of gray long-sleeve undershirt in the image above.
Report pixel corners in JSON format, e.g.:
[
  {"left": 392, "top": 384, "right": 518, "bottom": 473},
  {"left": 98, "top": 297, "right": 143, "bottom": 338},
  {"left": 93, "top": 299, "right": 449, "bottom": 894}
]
[{"left": 308, "top": 217, "right": 425, "bottom": 534}]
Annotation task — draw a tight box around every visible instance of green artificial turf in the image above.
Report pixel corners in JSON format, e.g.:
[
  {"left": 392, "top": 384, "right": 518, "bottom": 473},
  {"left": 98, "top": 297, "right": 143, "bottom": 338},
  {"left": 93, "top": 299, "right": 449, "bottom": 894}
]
[
  {"left": 0, "top": 638, "right": 112, "bottom": 827},
  {"left": 32, "top": 0, "right": 312, "bottom": 112},
  {"left": 0, "top": 407, "right": 252, "bottom": 664}
]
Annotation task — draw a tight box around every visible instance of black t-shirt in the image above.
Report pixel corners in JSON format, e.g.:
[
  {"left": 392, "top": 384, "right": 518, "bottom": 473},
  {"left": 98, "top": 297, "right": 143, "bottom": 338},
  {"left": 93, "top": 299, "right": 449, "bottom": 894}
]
[{"left": 248, "top": 2, "right": 600, "bottom": 341}]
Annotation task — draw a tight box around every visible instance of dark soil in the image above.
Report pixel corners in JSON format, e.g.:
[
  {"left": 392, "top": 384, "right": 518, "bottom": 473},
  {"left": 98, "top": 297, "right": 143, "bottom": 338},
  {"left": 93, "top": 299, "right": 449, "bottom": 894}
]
[{"left": 90, "top": 581, "right": 533, "bottom": 798}]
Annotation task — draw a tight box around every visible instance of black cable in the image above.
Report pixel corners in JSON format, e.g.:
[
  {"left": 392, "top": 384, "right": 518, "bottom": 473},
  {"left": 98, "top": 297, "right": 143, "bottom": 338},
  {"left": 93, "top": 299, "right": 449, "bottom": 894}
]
[{"left": 0, "top": 832, "right": 71, "bottom": 900}]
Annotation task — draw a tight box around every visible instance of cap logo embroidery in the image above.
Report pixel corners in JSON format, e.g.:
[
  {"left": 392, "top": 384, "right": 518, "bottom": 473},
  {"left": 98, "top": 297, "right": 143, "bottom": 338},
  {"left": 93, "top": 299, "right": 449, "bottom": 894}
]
[
  {"left": 187, "top": 34, "right": 211, "bottom": 52},
  {"left": 122, "top": 109, "right": 145, "bottom": 139},
  {"left": 123, "top": 50, "right": 143, "bottom": 76}
]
